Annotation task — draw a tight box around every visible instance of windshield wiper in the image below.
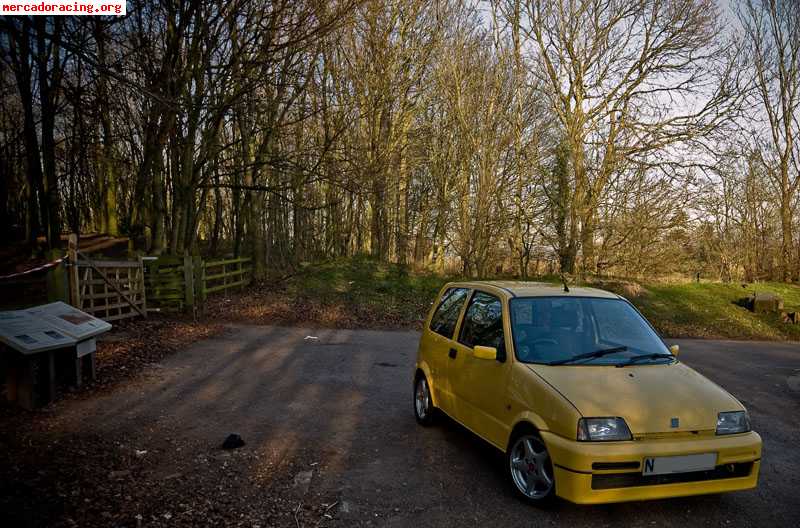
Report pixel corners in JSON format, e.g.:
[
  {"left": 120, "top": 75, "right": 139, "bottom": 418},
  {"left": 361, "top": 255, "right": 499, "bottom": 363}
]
[
  {"left": 616, "top": 353, "right": 675, "bottom": 367},
  {"left": 548, "top": 346, "right": 628, "bottom": 366}
]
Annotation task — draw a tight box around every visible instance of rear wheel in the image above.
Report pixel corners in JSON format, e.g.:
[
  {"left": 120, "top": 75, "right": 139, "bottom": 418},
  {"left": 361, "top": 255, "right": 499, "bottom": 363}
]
[
  {"left": 507, "top": 431, "right": 555, "bottom": 503},
  {"left": 413, "top": 375, "right": 436, "bottom": 426}
]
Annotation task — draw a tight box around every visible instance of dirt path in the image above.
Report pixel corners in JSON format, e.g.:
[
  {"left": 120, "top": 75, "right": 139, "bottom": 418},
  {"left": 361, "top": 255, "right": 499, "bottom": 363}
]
[{"left": 3, "top": 326, "right": 799, "bottom": 527}]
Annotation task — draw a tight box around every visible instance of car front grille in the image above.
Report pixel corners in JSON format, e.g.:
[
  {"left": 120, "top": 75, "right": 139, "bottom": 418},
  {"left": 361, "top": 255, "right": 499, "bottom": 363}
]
[
  {"left": 591, "top": 462, "right": 754, "bottom": 490},
  {"left": 633, "top": 430, "right": 715, "bottom": 441}
]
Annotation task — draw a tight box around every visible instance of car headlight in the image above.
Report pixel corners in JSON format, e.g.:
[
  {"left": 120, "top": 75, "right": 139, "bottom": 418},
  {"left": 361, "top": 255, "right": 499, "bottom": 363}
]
[
  {"left": 577, "top": 417, "right": 632, "bottom": 441},
  {"left": 716, "top": 411, "right": 750, "bottom": 435}
]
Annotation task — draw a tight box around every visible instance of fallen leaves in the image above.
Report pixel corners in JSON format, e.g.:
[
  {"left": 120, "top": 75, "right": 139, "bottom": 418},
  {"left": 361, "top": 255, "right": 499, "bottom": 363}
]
[
  {"left": 0, "top": 427, "right": 342, "bottom": 528},
  {"left": 93, "top": 315, "right": 225, "bottom": 388},
  {"left": 203, "top": 285, "right": 429, "bottom": 331},
  {"left": 0, "top": 269, "right": 429, "bottom": 527}
]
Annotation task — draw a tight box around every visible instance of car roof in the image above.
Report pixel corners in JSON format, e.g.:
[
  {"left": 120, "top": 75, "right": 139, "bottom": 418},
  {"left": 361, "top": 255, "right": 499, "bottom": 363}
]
[{"left": 445, "top": 280, "right": 621, "bottom": 300}]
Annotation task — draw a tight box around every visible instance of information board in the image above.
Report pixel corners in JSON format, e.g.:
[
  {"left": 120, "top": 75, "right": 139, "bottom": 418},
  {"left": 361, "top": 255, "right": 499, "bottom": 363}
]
[
  {"left": 25, "top": 302, "right": 111, "bottom": 341},
  {"left": 0, "top": 302, "right": 111, "bottom": 355},
  {"left": 0, "top": 311, "right": 77, "bottom": 353}
]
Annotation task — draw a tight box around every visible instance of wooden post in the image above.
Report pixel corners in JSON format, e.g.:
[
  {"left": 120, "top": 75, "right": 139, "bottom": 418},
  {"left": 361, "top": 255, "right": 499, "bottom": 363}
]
[
  {"left": 67, "top": 234, "right": 80, "bottom": 308},
  {"left": 193, "top": 256, "right": 205, "bottom": 309},
  {"left": 85, "top": 352, "right": 96, "bottom": 381},
  {"left": 71, "top": 348, "right": 83, "bottom": 388},
  {"left": 45, "top": 350, "right": 55, "bottom": 403},
  {"left": 183, "top": 255, "right": 194, "bottom": 311},
  {"left": 238, "top": 259, "right": 244, "bottom": 291},
  {"left": 138, "top": 256, "right": 147, "bottom": 317},
  {"left": 148, "top": 258, "right": 159, "bottom": 307},
  {"left": 45, "top": 249, "right": 68, "bottom": 302}
]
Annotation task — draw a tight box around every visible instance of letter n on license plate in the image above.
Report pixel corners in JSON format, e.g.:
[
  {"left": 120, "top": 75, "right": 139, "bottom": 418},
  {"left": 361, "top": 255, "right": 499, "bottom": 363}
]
[{"left": 642, "top": 453, "right": 717, "bottom": 476}]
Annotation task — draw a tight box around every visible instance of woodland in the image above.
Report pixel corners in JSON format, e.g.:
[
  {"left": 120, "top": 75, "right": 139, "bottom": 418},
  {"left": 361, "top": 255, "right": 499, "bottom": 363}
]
[{"left": 1, "top": 0, "right": 799, "bottom": 282}]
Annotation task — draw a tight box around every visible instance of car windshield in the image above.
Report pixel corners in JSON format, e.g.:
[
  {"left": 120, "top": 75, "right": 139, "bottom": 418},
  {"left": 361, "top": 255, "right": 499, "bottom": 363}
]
[{"left": 509, "top": 297, "right": 673, "bottom": 366}]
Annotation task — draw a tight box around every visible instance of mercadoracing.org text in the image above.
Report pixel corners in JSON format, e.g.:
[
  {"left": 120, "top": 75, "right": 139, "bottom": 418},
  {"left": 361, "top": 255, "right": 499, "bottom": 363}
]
[{"left": 1, "top": 1, "right": 126, "bottom": 15}]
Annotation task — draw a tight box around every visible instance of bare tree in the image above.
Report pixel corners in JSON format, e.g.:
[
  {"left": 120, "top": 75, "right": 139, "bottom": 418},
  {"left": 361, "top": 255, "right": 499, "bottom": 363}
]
[
  {"left": 519, "top": 0, "right": 743, "bottom": 274},
  {"left": 738, "top": 0, "right": 800, "bottom": 281}
]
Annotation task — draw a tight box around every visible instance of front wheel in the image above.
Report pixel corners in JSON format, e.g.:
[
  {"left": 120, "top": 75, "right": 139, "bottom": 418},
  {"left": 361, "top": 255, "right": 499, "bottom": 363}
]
[
  {"left": 507, "top": 432, "right": 555, "bottom": 504},
  {"left": 413, "top": 375, "right": 436, "bottom": 426}
]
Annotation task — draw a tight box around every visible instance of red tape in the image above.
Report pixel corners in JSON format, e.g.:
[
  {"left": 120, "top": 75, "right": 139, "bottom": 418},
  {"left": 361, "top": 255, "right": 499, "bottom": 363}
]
[{"left": 0, "top": 257, "right": 66, "bottom": 280}]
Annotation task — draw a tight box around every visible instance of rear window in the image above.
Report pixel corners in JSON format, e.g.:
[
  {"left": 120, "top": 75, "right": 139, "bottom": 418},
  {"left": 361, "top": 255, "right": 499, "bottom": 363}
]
[{"left": 429, "top": 287, "right": 469, "bottom": 339}]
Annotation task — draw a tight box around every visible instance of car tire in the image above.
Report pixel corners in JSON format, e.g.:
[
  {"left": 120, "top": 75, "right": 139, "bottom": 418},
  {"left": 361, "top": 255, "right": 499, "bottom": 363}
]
[
  {"left": 413, "top": 375, "right": 436, "bottom": 426},
  {"left": 506, "top": 428, "right": 556, "bottom": 504}
]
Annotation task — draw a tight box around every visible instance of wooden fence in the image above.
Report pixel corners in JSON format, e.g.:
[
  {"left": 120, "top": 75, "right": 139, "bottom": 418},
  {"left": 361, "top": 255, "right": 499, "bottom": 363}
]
[
  {"left": 144, "top": 255, "right": 252, "bottom": 313},
  {"left": 202, "top": 257, "right": 252, "bottom": 296},
  {"left": 142, "top": 256, "right": 194, "bottom": 312},
  {"left": 1, "top": 237, "right": 252, "bottom": 320}
]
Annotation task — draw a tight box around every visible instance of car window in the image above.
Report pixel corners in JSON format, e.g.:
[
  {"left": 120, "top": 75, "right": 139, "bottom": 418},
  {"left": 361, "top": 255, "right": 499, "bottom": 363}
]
[
  {"left": 458, "top": 291, "right": 505, "bottom": 355},
  {"left": 591, "top": 299, "right": 655, "bottom": 349},
  {"left": 429, "top": 287, "right": 469, "bottom": 339},
  {"left": 510, "top": 297, "right": 669, "bottom": 365}
]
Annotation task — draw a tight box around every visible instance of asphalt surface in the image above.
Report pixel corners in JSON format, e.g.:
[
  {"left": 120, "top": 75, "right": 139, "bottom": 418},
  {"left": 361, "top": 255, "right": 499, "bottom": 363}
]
[{"left": 32, "top": 326, "right": 800, "bottom": 526}]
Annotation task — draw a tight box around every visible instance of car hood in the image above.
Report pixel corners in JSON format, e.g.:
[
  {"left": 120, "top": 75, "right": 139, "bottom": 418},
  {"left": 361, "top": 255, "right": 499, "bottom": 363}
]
[{"left": 528, "top": 362, "right": 742, "bottom": 435}]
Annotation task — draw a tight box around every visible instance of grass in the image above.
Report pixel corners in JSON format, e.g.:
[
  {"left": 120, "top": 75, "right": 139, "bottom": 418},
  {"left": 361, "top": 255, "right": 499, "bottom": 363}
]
[
  {"left": 282, "top": 255, "right": 455, "bottom": 327},
  {"left": 219, "top": 255, "right": 800, "bottom": 340},
  {"left": 630, "top": 281, "right": 800, "bottom": 341},
  {"left": 208, "top": 255, "right": 457, "bottom": 329}
]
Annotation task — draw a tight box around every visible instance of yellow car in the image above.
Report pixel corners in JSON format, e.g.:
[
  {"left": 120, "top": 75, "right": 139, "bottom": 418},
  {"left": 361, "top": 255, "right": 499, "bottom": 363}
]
[{"left": 413, "top": 281, "right": 761, "bottom": 504}]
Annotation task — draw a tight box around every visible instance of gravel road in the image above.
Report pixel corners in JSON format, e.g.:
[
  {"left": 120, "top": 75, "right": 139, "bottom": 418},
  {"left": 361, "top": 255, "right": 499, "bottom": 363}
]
[{"left": 4, "top": 326, "right": 799, "bottom": 527}]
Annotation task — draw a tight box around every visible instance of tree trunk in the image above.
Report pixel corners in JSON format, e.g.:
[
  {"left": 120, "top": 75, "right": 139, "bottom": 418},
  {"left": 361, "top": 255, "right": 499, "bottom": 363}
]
[
  {"left": 150, "top": 148, "right": 167, "bottom": 254},
  {"left": 395, "top": 151, "right": 409, "bottom": 265},
  {"left": 94, "top": 20, "right": 118, "bottom": 236},
  {"left": 580, "top": 210, "right": 596, "bottom": 277},
  {"left": 780, "top": 186, "right": 792, "bottom": 282},
  {"left": 35, "top": 19, "right": 62, "bottom": 249},
  {"left": 370, "top": 175, "right": 388, "bottom": 260},
  {"left": 8, "top": 20, "right": 44, "bottom": 247}
]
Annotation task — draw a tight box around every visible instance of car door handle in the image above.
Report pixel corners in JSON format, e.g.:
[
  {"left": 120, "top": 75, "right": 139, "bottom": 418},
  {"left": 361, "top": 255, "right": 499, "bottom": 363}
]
[{"left": 449, "top": 348, "right": 457, "bottom": 359}]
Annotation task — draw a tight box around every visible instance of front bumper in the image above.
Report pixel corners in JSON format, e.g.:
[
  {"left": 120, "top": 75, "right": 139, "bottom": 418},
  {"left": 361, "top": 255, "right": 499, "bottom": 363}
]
[{"left": 541, "top": 430, "right": 762, "bottom": 504}]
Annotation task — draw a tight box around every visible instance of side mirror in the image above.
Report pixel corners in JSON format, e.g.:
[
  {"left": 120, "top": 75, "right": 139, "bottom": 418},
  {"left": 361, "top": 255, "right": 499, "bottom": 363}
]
[
  {"left": 473, "top": 345, "right": 498, "bottom": 361},
  {"left": 669, "top": 344, "right": 680, "bottom": 357}
]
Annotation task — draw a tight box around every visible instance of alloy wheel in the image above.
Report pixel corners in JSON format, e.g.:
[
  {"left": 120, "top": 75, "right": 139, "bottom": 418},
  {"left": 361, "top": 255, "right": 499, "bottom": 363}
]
[
  {"left": 415, "top": 377, "right": 431, "bottom": 420},
  {"left": 509, "top": 434, "right": 554, "bottom": 500}
]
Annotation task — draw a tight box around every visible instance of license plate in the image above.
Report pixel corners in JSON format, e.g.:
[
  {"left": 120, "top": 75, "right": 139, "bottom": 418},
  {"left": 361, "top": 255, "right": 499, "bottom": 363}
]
[{"left": 642, "top": 453, "right": 717, "bottom": 476}]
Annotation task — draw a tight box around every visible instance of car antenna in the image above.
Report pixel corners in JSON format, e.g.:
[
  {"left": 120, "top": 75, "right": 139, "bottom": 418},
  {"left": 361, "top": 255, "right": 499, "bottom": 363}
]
[{"left": 560, "top": 273, "right": 570, "bottom": 293}]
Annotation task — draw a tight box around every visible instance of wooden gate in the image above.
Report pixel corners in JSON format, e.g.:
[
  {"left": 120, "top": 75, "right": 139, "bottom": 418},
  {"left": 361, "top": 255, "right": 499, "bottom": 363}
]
[{"left": 68, "top": 236, "right": 147, "bottom": 322}]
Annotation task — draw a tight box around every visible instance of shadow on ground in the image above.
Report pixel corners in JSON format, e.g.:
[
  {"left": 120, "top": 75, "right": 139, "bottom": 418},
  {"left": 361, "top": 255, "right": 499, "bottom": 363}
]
[{"left": 2, "top": 327, "right": 798, "bottom": 527}]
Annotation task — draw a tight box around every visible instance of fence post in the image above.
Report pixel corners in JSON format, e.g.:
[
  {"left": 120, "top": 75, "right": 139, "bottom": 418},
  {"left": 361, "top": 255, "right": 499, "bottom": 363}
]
[
  {"left": 193, "top": 256, "right": 205, "bottom": 310},
  {"left": 45, "top": 249, "right": 68, "bottom": 302},
  {"left": 183, "top": 255, "right": 194, "bottom": 311},
  {"left": 138, "top": 256, "right": 148, "bottom": 318},
  {"left": 67, "top": 234, "right": 80, "bottom": 308}
]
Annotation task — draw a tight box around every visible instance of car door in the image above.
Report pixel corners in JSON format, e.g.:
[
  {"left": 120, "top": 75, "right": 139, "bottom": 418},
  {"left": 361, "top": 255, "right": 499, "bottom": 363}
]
[
  {"left": 450, "top": 290, "right": 511, "bottom": 449},
  {"left": 421, "top": 286, "right": 470, "bottom": 416}
]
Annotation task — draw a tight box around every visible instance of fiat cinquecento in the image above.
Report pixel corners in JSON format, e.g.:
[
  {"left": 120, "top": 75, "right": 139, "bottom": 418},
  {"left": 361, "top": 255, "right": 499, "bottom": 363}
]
[{"left": 413, "top": 281, "right": 761, "bottom": 504}]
